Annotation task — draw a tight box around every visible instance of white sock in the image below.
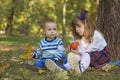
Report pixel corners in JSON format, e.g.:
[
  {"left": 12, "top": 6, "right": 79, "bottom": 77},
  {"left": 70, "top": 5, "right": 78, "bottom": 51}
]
[{"left": 63, "top": 63, "right": 71, "bottom": 70}]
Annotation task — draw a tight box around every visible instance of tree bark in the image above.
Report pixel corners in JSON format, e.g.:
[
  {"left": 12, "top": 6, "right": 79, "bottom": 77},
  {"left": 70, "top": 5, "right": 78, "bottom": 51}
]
[
  {"left": 5, "top": 10, "right": 14, "bottom": 36},
  {"left": 97, "top": 0, "right": 120, "bottom": 60},
  {"left": 5, "top": 0, "right": 15, "bottom": 36},
  {"left": 62, "top": 0, "right": 67, "bottom": 42}
]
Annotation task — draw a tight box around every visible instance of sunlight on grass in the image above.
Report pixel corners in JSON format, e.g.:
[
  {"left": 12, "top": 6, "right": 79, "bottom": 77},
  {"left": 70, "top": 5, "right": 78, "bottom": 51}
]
[{"left": 0, "top": 41, "right": 19, "bottom": 45}]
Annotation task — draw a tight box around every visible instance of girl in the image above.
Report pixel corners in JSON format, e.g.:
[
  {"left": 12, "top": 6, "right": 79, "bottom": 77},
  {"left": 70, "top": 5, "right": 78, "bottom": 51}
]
[{"left": 68, "top": 10, "right": 111, "bottom": 75}]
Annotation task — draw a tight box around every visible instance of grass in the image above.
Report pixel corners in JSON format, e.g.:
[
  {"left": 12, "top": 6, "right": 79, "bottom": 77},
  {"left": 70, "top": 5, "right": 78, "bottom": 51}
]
[{"left": 0, "top": 35, "right": 120, "bottom": 80}]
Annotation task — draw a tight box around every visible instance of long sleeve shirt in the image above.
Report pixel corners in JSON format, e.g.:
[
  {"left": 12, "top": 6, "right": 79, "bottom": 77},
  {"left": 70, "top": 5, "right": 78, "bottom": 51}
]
[
  {"left": 33, "top": 37, "right": 65, "bottom": 60},
  {"left": 73, "top": 30, "right": 107, "bottom": 54}
]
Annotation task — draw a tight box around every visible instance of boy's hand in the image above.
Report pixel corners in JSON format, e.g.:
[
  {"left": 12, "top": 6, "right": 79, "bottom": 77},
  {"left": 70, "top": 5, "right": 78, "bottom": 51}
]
[{"left": 30, "top": 52, "right": 34, "bottom": 58}]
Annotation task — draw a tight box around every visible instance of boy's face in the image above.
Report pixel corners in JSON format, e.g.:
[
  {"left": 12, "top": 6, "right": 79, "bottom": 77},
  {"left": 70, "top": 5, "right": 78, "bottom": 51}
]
[{"left": 44, "top": 22, "right": 57, "bottom": 40}]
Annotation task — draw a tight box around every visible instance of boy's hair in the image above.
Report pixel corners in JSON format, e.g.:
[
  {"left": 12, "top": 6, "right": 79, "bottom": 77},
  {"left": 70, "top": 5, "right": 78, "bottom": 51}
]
[
  {"left": 43, "top": 19, "right": 56, "bottom": 29},
  {"left": 71, "top": 10, "right": 96, "bottom": 43}
]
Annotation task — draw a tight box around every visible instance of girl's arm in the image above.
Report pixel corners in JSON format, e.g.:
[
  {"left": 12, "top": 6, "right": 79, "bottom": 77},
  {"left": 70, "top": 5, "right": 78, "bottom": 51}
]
[{"left": 86, "top": 30, "right": 107, "bottom": 52}]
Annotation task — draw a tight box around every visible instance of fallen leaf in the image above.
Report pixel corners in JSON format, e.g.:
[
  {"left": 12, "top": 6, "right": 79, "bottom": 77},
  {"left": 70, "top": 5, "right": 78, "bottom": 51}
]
[
  {"left": 97, "top": 72, "right": 110, "bottom": 76},
  {"left": 95, "top": 78, "right": 99, "bottom": 80},
  {"left": 102, "top": 64, "right": 115, "bottom": 72},
  {"left": 0, "top": 63, "right": 10, "bottom": 72},
  {"left": 20, "top": 44, "right": 32, "bottom": 61},
  {"left": 55, "top": 71, "right": 69, "bottom": 80}
]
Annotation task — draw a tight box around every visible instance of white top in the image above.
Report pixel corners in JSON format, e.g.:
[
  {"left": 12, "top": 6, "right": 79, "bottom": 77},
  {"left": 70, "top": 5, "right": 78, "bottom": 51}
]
[{"left": 73, "top": 30, "right": 107, "bottom": 53}]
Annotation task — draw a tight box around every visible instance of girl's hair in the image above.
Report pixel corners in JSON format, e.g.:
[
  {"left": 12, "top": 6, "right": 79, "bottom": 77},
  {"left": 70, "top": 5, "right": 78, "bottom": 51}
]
[{"left": 71, "top": 10, "right": 96, "bottom": 43}]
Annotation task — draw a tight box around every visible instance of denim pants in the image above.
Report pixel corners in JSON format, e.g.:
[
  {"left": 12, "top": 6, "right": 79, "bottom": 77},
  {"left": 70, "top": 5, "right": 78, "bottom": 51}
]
[{"left": 34, "top": 56, "right": 67, "bottom": 68}]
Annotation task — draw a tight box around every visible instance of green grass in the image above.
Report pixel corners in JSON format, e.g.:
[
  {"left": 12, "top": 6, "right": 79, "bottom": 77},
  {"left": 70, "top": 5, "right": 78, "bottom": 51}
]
[
  {"left": 0, "top": 35, "right": 41, "bottom": 46},
  {"left": 0, "top": 35, "right": 120, "bottom": 80}
]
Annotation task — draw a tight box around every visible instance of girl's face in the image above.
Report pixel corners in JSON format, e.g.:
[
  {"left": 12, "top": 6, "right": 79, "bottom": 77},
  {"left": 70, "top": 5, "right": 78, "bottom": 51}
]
[
  {"left": 75, "top": 21, "right": 85, "bottom": 36},
  {"left": 44, "top": 22, "right": 57, "bottom": 40}
]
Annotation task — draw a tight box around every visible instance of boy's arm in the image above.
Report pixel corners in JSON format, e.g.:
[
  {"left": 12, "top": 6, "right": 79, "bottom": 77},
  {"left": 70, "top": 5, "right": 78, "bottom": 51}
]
[
  {"left": 31, "top": 48, "right": 42, "bottom": 59},
  {"left": 55, "top": 40, "right": 65, "bottom": 60},
  {"left": 32, "top": 40, "right": 43, "bottom": 59}
]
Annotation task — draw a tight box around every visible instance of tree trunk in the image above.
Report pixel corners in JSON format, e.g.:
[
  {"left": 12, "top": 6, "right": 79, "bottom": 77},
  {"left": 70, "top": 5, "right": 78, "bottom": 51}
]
[
  {"left": 97, "top": 0, "right": 120, "bottom": 60},
  {"left": 5, "top": 0, "right": 15, "bottom": 36},
  {"left": 62, "top": 0, "right": 67, "bottom": 42},
  {"left": 5, "top": 10, "right": 14, "bottom": 36}
]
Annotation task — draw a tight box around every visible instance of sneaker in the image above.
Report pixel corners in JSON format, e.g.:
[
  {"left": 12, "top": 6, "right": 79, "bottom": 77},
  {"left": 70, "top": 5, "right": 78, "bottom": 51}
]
[
  {"left": 68, "top": 52, "right": 81, "bottom": 75},
  {"left": 45, "top": 59, "right": 64, "bottom": 72}
]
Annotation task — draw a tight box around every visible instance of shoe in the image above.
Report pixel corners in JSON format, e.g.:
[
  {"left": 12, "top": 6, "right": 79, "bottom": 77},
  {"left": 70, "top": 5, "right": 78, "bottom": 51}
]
[
  {"left": 45, "top": 59, "right": 64, "bottom": 72},
  {"left": 26, "top": 64, "right": 40, "bottom": 72},
  {"left": 68, "top": 52, "right": 81, "bottom": 75}
]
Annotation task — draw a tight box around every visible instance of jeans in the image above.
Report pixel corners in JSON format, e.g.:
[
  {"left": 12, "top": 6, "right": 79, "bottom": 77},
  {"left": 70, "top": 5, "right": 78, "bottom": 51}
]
[{"left": 34, "top": 56, "right": 68, "bottom": 69}]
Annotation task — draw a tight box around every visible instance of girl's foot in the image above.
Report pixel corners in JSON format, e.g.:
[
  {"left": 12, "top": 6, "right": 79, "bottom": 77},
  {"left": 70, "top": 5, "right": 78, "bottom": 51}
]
[{"left": 68, "top": 52, "right": 81, "bottom": 75}]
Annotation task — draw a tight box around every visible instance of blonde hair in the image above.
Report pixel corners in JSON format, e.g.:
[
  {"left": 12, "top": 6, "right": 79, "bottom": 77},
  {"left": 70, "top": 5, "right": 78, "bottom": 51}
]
[{"left": 71, "top": 10, "right": 96, "bottom": 43}]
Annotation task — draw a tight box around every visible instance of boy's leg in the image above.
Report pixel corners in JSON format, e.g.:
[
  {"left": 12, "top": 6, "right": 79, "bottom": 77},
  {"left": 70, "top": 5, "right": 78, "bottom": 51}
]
[
  {"left": 62, "top": 56, "right": 71, "bottom": 70},
  {"left": 26, "top": 65, "right": 40, "bottom": 72},
  {"left": 45, "top": 59, "right": 65, "bottom": 72},
  {"left": 34, "top": 59, "right": 46, "bottom": 68},
  {"left": 26, "top": 59, "right": 46, "bottom": 71}
]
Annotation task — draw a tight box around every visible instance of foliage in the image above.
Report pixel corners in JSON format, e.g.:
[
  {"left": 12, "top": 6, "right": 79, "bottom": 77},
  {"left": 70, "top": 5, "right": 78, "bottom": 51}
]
[{"left": 0, "top": 0, "right": 98, "bottom": 37}]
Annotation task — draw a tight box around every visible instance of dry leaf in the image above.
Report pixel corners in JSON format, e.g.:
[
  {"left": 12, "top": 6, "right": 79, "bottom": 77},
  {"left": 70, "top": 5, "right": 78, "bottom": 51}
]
[
  {"left": 0, "top": 51, "right": 3, "bottom": 57},
  {"left": 55, "top": 71, "right": 69, "bottom": 80},
  {"left": 0, "top": 63, "right": 10, "bottom": 72},
  {"left": 102, "top": 64, "right": 115, "bottom": 72},
  {"left": 20, "top": 44, "right": 32, "bottom": 60},
  {"left": 97, "top": 72, "right": 110, "bottom": 76},
  {"left": 95, "top": 78, "right": 99, "bottom": 80}
]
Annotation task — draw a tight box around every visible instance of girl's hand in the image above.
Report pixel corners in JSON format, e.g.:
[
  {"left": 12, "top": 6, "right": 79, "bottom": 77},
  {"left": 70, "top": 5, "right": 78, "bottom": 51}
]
[
  {"left": 71, "top": 48, "right": 81, "bottom": 55},
  {"left": 67, "top": 45, "right": 71, "bottom": 51},
  {"left": 75, "top": 40, "right": 80, "bottom": 44}
]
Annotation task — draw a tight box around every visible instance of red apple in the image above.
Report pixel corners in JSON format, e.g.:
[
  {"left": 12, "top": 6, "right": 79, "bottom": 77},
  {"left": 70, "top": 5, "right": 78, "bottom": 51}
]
[{"left": 70, "top": 42, "right": 79, "bottom": 50}]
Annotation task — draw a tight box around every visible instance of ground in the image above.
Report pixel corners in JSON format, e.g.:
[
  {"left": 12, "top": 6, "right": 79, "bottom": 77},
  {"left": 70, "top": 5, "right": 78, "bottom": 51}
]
[{"left": 0, "top": 35, "right": 120, "bottom": 80}]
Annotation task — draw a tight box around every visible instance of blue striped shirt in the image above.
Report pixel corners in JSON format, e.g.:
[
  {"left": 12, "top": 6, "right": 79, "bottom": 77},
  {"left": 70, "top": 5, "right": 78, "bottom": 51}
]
[{"left": 33, "top": 37, "right": 65, "bottom": 60}]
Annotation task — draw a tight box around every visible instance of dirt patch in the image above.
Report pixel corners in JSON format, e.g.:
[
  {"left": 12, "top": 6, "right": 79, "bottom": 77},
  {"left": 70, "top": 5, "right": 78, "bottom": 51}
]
[{"left": 0, "top": 45, "right": 36, "bottom": 51}]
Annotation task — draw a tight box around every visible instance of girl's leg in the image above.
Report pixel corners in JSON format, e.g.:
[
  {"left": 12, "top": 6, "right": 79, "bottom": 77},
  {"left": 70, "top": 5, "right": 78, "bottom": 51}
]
[
  {"left": 68, "top": 52, "right": 90, "bottom": 74},
  {"left": 80, "top": 53, "right": 90, "bottom": 73},
  {"left": 89, "top": 47, "right": 111, "bottom": 67},
  {"left": 68, "top": 52, "right": 81, "bottom": 74}
]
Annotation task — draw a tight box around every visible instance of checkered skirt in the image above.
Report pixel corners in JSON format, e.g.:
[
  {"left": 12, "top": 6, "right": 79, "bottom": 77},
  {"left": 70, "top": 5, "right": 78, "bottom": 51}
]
[{"left": 89, "top": 47, "right": 111, "bottom": 67}]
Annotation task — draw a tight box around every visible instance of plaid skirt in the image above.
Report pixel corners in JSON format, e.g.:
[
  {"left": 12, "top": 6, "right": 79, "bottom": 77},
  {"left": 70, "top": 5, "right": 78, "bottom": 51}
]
[{"left": 88, "top": 47, "right": 111, "bottom": 67}]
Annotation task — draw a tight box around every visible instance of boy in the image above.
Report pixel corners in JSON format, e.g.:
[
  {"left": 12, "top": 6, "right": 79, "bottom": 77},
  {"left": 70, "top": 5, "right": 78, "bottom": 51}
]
[{"left": 28, "top": 19, "right": 70, "bottom": 72}]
